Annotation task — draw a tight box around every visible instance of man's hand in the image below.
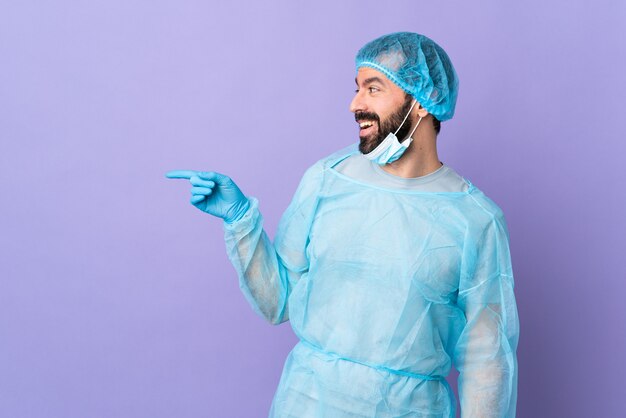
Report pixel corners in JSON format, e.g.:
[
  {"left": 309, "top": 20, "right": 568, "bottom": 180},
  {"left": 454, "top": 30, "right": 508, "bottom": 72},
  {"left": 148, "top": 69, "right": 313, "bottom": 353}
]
[{"left": 166, "top": 170, "right": 250, "bottom": 224}]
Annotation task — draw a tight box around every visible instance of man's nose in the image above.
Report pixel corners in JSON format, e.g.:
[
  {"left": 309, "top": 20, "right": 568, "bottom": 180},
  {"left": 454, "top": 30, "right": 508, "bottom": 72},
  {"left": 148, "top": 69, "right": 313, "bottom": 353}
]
[{"left": 349, "top": 92, "right": 367, "bottom": 114}]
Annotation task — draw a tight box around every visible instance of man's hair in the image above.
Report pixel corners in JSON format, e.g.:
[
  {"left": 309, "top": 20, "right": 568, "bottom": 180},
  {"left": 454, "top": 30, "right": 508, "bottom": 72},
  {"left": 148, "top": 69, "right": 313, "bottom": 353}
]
[{"left": 433, "top": 117, "right": 441, "bottom": 135}]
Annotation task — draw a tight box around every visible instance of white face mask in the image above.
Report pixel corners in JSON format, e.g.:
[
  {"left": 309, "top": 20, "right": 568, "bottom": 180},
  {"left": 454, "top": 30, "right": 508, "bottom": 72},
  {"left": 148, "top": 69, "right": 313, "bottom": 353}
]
[{"left": 363, "top": 100, "right": 423, "bottom": 165}]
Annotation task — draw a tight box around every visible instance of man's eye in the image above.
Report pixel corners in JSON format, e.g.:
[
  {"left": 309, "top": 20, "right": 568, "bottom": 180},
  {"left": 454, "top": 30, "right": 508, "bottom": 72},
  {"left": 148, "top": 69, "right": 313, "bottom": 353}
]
[{"left": 354, "top": 87, "right": 379, "bottom": 93}]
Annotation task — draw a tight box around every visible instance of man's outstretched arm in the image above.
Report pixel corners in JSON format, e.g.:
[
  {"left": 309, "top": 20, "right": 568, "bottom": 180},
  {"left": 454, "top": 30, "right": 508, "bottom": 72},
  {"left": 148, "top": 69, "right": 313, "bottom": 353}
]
[{"left": 166, "top": 170, "right": 300, "bottom": 324}]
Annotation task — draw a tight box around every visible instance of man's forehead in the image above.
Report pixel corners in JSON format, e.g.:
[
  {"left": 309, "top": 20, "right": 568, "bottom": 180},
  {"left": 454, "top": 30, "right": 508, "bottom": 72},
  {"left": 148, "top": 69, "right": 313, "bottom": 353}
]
[{"left": 355, "top": 67, "right": 392, "bottom": 86}]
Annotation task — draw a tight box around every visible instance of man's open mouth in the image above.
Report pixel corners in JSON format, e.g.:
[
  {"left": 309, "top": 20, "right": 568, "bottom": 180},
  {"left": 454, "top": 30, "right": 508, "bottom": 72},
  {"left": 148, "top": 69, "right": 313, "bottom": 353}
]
[{"left": 358, "top": 120, "right": 376, "bottom": 135}]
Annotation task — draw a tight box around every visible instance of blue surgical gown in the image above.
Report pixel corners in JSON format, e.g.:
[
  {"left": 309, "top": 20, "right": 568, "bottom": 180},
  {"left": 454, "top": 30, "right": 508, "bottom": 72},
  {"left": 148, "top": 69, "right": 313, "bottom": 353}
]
[{"left": 223, "top": 146, "right": 519, "bottom": 418}]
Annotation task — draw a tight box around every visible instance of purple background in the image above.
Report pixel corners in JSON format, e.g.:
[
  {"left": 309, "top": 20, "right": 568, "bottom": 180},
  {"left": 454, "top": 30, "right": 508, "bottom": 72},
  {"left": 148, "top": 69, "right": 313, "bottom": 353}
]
[{"left": 1, "top": 1, "right": 625, "bottom": 417}]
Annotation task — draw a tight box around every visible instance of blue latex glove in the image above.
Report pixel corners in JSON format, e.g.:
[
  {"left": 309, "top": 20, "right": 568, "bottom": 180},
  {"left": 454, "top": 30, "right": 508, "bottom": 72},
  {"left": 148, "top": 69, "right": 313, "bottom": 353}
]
[{"left": 166, "top": 170, "right": 251, "bottom": 224}]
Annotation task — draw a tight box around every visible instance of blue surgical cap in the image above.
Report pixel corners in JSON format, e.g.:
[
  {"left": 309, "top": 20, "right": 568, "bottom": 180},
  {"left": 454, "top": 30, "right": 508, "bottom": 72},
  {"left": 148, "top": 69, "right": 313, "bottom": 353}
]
[{"left": 355, "top": 32, "right": 459, "bottom": 121}]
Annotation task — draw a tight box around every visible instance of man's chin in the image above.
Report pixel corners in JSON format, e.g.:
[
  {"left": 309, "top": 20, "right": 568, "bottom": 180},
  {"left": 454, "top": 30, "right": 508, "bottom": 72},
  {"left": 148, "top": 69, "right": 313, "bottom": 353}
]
[{"left": 359, "top": 135, "right": 381, "bottom": 155}]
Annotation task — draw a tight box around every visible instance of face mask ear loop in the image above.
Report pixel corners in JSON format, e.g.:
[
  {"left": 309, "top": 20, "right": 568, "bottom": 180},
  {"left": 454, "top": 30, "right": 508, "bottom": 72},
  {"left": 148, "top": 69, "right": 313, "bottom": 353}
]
[
  {"left": 394, "top": 100, "right": 418, "bottom": 135},
  {"left": 406, "top": 116, "right": 423, "bottom": 141}
]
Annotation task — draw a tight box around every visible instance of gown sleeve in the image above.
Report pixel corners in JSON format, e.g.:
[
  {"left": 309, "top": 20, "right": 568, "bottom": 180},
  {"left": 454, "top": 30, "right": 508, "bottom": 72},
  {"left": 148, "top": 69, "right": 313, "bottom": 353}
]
[
  {"left": 222, "top": 161, "right": 323, "bottom": 325},
  {"left": 453, "top": 212, "right": 520, "bottom": 418}
]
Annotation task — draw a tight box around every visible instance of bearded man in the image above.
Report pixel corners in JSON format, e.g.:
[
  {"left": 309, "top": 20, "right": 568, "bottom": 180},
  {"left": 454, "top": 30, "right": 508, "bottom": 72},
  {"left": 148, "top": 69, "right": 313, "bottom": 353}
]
[{"left": 167, "top": 32, "right": 519, "bottom": 418}]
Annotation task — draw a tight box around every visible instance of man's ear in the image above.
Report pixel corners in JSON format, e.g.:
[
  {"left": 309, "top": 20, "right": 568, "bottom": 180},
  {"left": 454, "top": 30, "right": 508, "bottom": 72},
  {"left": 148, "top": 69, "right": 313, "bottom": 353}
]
[{"left": 415, "top": 102, "right": 429, "bottom": 118}]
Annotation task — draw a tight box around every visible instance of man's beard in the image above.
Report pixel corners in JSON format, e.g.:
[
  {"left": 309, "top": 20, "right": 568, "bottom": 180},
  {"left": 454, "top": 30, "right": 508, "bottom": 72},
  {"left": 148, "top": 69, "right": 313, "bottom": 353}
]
[{"left": 356, "top": 96, "right": 415, "bottom": 155}]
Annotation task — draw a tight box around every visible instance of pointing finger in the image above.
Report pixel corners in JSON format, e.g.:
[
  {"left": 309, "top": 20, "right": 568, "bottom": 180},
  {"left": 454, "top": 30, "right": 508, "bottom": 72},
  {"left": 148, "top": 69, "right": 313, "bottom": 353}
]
[{"left": 166, "top": 170, "right": 198, "bottom": 179}]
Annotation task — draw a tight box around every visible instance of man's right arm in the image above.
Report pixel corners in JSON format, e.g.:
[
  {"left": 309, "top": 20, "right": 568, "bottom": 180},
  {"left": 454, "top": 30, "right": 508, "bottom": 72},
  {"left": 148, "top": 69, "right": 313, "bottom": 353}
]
[
  {"left": 223, "top": 197, "right": 303, "bottom": 324},
  {"left": 166, "top": 162, "right": 323, "bottom": 325},
  {"left": 223, "top": 161, "right": 324, "bottom": 324}
]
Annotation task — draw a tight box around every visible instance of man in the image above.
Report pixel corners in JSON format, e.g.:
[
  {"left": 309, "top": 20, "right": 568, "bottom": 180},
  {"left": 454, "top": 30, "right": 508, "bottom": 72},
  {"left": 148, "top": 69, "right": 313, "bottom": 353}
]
[{"left": 167, "top": 32, "right": 519, "bottom": 418}]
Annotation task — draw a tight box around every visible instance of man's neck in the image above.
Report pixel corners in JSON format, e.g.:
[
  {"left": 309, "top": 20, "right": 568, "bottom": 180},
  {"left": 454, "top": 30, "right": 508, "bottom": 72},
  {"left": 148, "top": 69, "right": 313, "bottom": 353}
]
[{"left": 379, "top": 131, "right": 441, "bottom": 179}]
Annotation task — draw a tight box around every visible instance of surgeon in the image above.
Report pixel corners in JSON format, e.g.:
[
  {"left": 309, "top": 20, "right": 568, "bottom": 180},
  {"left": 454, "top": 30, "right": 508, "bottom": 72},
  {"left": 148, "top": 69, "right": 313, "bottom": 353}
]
[{"left": 167, "top": 32, "right": 519, "bottom": 418}]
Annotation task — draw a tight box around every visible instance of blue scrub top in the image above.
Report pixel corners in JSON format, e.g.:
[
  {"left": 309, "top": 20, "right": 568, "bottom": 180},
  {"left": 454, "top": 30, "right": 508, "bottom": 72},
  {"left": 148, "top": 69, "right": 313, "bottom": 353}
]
[{"left": 224, "top": 144, "right": 519, "bottom": 418}]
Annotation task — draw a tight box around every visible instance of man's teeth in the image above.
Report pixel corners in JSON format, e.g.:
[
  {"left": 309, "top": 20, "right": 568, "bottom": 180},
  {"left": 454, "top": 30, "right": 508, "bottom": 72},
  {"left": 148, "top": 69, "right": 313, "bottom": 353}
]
[{"left": 359, "top": 121, "right": 374, "bottom": 128}]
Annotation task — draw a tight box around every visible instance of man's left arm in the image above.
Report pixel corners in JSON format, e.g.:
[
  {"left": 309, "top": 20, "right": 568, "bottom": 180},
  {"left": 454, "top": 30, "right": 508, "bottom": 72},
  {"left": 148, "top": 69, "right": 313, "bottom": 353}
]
[{"left": 454, "top": 214, "right": 520, "bottom": 418}]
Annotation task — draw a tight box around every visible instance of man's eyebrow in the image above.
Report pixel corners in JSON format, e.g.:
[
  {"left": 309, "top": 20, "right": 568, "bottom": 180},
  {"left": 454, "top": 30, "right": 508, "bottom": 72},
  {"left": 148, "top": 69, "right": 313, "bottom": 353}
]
[{"left": 355, "top": 76, "right": 386, "bottom": 87}]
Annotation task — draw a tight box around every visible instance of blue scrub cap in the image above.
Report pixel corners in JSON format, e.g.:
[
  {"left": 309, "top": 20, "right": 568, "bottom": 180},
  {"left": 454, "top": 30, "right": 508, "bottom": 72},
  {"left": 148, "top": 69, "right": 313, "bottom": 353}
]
[{"left": 355, "top": 32, "right": 459, "bottom": 121}]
